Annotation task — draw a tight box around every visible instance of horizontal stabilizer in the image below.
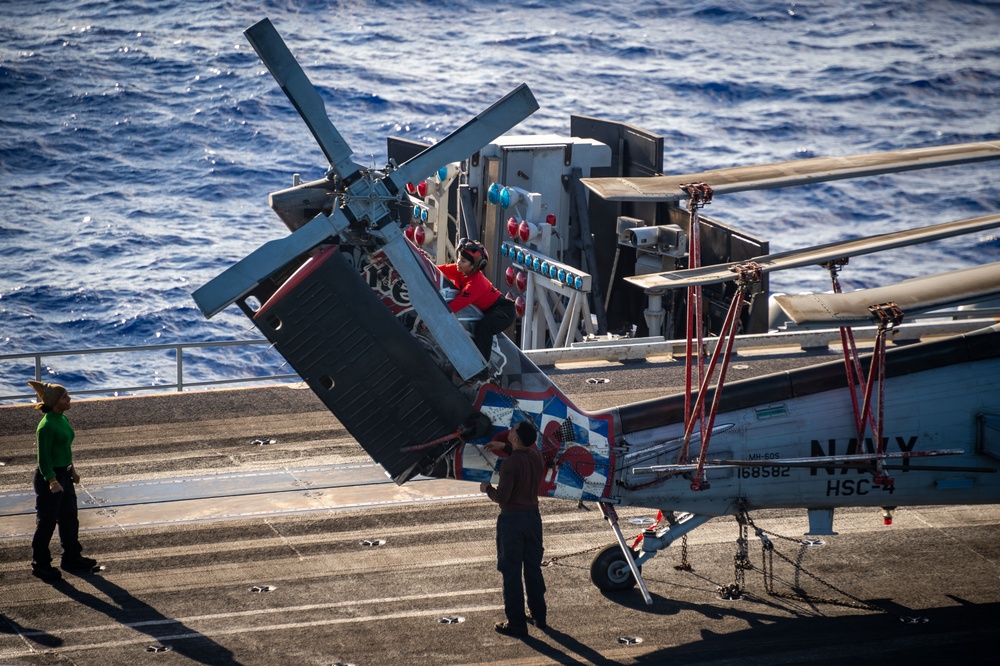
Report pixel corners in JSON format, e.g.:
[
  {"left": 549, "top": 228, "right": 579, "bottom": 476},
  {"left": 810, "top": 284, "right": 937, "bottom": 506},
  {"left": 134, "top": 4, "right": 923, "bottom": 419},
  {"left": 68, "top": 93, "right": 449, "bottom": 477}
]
[
  {"left": 268, "top": 178, "right": 334, "bottom": 232},
  {"left": 626, "top": 213, "right": 1000, "bottom": 290},
  {"left": 581, "top": 140, "right": 1000, "bottom": 201},
  {"left": 775, "top": 262, "right": 1000, "bottom": 325}
]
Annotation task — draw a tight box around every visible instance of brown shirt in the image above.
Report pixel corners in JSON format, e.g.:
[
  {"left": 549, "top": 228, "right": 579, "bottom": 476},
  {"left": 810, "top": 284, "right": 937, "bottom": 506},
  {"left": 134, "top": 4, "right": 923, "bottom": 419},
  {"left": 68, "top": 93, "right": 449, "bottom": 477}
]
[{"left": 486, "top": 445, "right": 543, "bottom": 512}]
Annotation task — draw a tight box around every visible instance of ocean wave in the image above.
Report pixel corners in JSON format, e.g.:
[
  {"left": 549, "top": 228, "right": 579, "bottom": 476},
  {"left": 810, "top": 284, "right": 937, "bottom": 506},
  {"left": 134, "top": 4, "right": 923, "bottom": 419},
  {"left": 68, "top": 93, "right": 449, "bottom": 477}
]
[{"left": 1, "top": 0, "right": 998, "bottom": 399}]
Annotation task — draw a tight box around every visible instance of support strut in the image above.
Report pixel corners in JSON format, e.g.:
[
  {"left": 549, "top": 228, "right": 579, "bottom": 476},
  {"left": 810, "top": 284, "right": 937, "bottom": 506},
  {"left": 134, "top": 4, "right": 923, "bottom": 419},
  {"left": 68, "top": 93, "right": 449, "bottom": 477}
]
[
  {"left": 681, "top": 262, "right": 762, "bottom": 490},
  {"left": 861, "top": 302, "right": 904, "bottom": 486},
  {"left": 823, "top": 259, "right": 877, "bottom": 437},
  {"left": 600, "top": 503, "right": 653, "bottom": 605},
  {"left": 679, "top": 182, "right": 712, "bottom": 463},
  {"left": 824, "top": 262, "right": 902, "bottom": 487}
]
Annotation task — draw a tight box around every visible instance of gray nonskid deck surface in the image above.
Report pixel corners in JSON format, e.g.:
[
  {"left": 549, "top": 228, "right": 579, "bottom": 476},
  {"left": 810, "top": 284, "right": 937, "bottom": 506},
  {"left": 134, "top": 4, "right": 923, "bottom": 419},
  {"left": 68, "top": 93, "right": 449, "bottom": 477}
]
[
  {"left": 1, "top": 355, "right": 997, "bottom": 664},
  {"left": 0, "top": 463, "right": 480, "bottom": 537}
]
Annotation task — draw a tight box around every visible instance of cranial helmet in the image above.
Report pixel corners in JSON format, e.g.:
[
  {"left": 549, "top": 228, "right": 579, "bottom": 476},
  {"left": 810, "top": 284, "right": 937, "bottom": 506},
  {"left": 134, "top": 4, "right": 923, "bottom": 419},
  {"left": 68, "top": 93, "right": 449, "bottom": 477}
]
[{"left": 457, "top": 238, "right": 488, "bottom": 271}]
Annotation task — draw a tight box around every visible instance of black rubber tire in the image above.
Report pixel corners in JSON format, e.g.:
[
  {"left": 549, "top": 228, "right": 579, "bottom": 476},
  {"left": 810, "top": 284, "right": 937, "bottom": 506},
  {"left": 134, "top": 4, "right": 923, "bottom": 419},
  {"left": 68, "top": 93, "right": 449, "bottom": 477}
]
[{"left": 590, "top": 544, "right": 639, "bottom": 592}]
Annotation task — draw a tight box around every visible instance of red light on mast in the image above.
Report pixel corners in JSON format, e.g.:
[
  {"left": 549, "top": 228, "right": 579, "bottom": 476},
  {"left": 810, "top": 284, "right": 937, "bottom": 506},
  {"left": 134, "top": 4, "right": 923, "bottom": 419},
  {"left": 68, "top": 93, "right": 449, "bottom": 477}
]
[
  {"left": 506, "top": 216, "right": 519, "bottom": 239},
  {"left": 504, "top": 266, "right": 516, "bottom": 286},
  {"left": 514, "top": 295, "right": 526, "bottom": 318},
  {"left": 518, "top": 220, "right": 530, "bottom": 242},
  {"left": 414, "top": 225, "right": 426, "bottom": 246},
  {"left": 417, "top": 180, "right": 428, "bottom": 198},
  {"left": 518, "top": 220, "right": 539, "bottom": 243}
]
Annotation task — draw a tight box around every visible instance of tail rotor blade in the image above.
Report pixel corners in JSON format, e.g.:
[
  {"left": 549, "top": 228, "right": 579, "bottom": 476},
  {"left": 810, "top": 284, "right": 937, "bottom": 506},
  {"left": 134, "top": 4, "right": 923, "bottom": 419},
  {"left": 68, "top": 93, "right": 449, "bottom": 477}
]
[
  {"left": 389, "top": 83, "right": 538, "bottom": 188},
  {"left": 244, "top": 18, "right": 362, "bottom": 178},
  {"left": 374, "top": 226, "right": 487, "bottom": 380}
]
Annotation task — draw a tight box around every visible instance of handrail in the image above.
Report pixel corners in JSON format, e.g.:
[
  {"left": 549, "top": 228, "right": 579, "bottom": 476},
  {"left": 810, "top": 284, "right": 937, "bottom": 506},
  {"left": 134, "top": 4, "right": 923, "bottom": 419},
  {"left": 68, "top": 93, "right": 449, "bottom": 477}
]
[
  {"left": 0, "top": 339, "right": 299, "bottom": 403},
  {"left": 2, "top": 316, "right": 992, "bottom": 405}
]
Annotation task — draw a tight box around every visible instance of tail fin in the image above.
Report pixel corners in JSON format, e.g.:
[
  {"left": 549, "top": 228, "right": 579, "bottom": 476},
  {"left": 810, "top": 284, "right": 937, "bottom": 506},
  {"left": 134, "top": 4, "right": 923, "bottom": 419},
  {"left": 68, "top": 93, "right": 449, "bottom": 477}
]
[
  {"left": 445, "top": 336, "right": 619, "bottom": 502},
  {"left": 247, "top": 241, "right": 618, "bottom": 500},
  {"left": 252, "top": 246, "right": 478, "bottom": 483}
]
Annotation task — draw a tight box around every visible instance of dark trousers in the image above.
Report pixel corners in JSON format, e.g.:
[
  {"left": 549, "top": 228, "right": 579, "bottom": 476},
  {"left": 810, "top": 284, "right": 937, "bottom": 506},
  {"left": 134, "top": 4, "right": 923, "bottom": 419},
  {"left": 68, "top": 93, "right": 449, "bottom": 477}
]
[
  {"left": 32, "top": 467, "right": 82, "bottom": 566},
  {"left": 496, "top": 510, "right": 546, "bottom": 629},
  {"left": 476, "top": 298, "right": 516, "bottom": 361}
]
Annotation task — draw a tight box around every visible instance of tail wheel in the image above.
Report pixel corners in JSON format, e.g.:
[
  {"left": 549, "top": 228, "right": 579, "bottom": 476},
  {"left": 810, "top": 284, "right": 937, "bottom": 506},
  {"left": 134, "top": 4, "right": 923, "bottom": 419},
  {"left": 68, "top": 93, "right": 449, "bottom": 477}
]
[{"left": 590, "top": 544, "right": 639, "bottom": 591}]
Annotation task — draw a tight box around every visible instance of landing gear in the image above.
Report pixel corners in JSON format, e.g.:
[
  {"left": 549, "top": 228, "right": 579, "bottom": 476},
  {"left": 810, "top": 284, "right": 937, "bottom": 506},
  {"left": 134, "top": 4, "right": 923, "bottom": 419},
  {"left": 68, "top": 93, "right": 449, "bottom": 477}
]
[
  {"left": 590, "top": 544, "right": 640, "bottom": 592},
  {"left": 592, "top": 507, "right": 715, "bottom": 601}
]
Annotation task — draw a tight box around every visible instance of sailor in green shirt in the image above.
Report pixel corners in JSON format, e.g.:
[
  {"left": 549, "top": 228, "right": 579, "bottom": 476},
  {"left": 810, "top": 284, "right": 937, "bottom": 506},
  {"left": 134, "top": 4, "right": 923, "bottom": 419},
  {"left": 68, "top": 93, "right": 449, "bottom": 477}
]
[{"left": 28, "top": 381, "right": 98, "bottom": 581}]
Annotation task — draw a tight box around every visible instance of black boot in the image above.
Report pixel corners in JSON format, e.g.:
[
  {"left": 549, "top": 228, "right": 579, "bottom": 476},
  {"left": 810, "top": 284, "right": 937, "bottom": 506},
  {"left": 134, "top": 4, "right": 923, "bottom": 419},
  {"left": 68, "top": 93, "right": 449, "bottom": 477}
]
[
  {"left": 31, "top": 562, "right": 62, "bottom": 581},
  {"left": 61, "top": 555, "right": 98, "bottom": 572}
]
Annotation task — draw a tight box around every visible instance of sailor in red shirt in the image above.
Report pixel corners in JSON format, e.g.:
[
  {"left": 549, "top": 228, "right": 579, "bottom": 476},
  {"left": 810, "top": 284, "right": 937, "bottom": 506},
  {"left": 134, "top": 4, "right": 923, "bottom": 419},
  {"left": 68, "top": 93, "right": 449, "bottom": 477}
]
[{"left": 438, "top": 239, "right": 516, "bottom": 364}]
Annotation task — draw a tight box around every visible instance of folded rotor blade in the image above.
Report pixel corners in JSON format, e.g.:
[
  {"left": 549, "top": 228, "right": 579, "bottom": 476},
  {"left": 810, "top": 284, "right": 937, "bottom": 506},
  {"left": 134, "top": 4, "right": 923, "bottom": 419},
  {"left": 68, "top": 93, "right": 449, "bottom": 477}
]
[
  {"left": 244, "top": 18, "right": 363, "bottom": 179},
  {"left": 582, "top": 140, "right": 1000, "bottom": 201},
  {"left": 388, "top": 83, "right": 539, "bottom": 189},
  {"left": 774, "top": 261, "right": 1000, "bottom": 326},
  {"left": 627, "top": 212, "right": 1000, "bottom": 290}
]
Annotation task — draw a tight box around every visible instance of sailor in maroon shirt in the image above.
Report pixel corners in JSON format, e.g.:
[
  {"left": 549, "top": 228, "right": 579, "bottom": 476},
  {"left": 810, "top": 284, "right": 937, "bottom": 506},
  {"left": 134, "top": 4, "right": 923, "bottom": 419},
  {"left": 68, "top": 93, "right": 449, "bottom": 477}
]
[
  {"left": 480, "top": 421, "right": 547, "bottom": 637},
  {"left": 437, "top": 239, "right": 516, "bottom": 364}
]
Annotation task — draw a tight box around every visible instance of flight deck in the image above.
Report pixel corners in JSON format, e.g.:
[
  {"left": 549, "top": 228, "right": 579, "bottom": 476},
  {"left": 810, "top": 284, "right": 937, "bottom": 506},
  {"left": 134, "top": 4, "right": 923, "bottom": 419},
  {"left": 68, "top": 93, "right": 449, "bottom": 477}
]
[{"left": 2, "top": 358, "right": 998, "bottom": 664}]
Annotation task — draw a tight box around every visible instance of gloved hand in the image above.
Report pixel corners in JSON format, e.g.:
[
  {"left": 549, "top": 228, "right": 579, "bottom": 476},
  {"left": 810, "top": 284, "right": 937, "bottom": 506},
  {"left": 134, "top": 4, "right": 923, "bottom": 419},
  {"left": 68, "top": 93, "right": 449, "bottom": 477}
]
[{"left": 70, "top": 466, "right": 80, "bottom": 484}]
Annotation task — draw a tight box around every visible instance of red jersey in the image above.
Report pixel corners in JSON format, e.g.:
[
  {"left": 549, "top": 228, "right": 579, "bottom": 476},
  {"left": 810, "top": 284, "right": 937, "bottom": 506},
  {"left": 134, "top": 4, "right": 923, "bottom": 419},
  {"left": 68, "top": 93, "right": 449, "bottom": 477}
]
[{"left": 438, "top": 264, "right": 503, "bottom": 314}]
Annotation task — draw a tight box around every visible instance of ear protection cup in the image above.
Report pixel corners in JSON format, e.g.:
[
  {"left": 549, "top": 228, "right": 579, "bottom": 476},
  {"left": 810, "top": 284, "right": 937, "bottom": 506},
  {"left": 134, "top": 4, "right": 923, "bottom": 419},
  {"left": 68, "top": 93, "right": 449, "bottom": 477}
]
[
  {"left": 458, "top": 239, "right": 489, "bottom": 271},
  {"left": 475, "top": 246, "right": 489, "bottom": 271}
]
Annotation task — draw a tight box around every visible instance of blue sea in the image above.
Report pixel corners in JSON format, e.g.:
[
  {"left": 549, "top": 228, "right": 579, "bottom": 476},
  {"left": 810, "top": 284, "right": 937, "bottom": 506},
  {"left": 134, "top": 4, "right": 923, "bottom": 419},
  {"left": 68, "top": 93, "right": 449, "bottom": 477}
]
[{"left": 1, "top": 0, "right": 999, "bottom": 402}]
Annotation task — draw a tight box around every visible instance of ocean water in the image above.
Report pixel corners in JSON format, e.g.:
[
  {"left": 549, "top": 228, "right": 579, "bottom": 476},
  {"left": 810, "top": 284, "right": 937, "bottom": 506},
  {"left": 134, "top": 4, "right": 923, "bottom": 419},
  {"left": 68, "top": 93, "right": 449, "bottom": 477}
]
[{"left": 1, "top": 0, "right": 998, "bottom": 401}]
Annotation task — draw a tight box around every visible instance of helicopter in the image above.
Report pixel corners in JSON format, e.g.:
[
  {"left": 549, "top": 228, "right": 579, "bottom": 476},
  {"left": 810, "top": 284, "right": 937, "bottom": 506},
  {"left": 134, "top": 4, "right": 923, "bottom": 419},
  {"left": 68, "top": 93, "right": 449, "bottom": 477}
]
[{"left": 194, "top": 18, "right": 1000, "bottom": 604}]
